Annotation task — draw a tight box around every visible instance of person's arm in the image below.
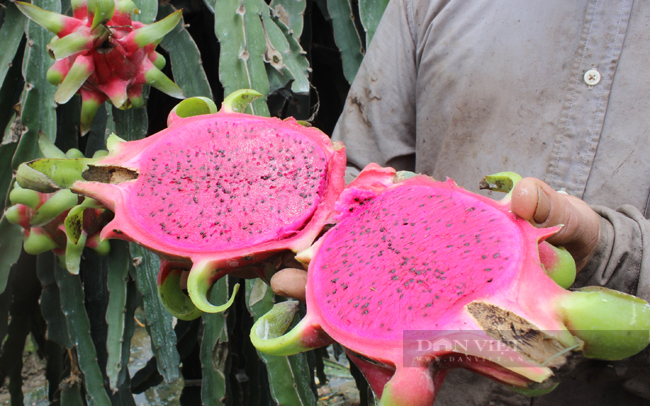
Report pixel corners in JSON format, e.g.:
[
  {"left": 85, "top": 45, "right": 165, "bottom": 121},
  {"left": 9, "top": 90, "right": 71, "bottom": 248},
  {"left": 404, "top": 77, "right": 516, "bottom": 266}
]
[{"left": 576, "top": 205, "right": 650, "bottom": 301}]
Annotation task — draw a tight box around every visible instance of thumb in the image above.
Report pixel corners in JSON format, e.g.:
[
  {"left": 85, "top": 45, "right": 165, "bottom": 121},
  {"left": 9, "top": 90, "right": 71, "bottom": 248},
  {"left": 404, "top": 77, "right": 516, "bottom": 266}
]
[
  {"left": 511, "top": 177, "right": 601, "bottom": 271},
  {"left": 271, "top": 268, "right": 308, "bottom": 302}
]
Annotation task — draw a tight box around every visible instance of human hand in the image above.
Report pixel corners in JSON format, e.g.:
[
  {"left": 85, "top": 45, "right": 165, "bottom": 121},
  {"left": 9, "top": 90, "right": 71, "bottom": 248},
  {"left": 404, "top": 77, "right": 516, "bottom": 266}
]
[{"left": 510, "top": 177, "right": 601, "bottom": 272}]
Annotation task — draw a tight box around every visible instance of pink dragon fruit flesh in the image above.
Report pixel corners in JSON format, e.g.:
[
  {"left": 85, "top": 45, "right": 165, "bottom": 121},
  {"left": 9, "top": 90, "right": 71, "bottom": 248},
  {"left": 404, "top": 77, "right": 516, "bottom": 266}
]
[
  {"left": 16, "top": 91, "right": 347, "bottom": 319},
  {"left": 251, "top": 165, "right": 650, "bottom": 405},
  {"left": 16, "top": 0, "right": 185, "bottom": 134}
]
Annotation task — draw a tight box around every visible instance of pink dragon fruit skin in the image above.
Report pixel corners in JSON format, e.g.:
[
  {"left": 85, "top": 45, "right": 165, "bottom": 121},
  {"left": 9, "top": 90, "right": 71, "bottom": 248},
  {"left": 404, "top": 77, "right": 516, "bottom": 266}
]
[
  {"left": 17, "top": 92, "right": 347, "bottom": 318},
  {"left": 15, "top": 0, "right": 184, "bottom": 134},
  {"left": 251, "top": 164, "right": 650, "bottom": 405}
]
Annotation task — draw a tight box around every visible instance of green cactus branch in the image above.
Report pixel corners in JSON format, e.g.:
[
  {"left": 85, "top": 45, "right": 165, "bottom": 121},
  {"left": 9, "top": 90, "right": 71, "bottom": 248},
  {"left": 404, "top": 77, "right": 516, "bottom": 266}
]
[
  {"left": 212, "top": 0, "right": 271, "bottom": 116},
  {"left": 105, "top": 241, "right": 131, "bottom": 389},
  {"left": 13, "top": 0, "right": 60, "bottom": 170},
  {"left": 246, "top": 279, "right": 317, "bottom": 405},
  {"left": 130, "top": 244, "right": 181, "bottom": 383},
  {"left": 54, "top": 262, "right": 112, "bottom": 406},
  {"left": 318, "top": 0, "right": 365, "bottom": 83},
  {"left": 359, "top": 0, "right": 389, "bottom": 48},
  {"left": 200, "top": 276, "right": 232, "bottom": 406},
  {"left": 0, "top": 3, "right": 26, "bottom": 86}
]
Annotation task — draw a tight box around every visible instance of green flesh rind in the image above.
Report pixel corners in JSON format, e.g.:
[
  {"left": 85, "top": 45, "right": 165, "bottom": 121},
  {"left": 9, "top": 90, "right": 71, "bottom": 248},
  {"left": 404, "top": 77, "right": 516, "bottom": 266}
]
[
  {"left": 106, "top": 132, "right": 126, "bottom": 152},
  {"left": 151, "top": 51, "right": 166, "bottom": 70},
  {"left": 378, "top": 367, "right": 436, "bottom": 406},
  {"left": 508, "top": 384, "right": 559, "bottom": 397},
  {"left": 558, "top": 287, "right": 650, "bottom": 360},
  {"left": 543, "top": 245, "right": 576, "bottom": 289},
  {"left": 65, "top": 148, "right": 86, "bottom": 159},
  {"left": 479, "top": 171, "right": 523, "bottom": 195},
  {"left": 46, "top": 67, "right": 64, "bottom": 86},
  {"left": 221, "top": 89, "right": 263, "bottom": 113},
  {"left": 157, "top": 269, "right": 203, "bottom": 320},
  {"left": 16, "top": 163, "right": 61, "bottom": 193},
  {"left": 115, "top": 0, "right": 137, "bottom": 15},
  {"left": 54, "top": 57, "right": 93, "bottom": 104},
  {"left": 394, "top": 170, "right": 418, "bottom": 182},
  {"left": 144, "top": 65, "right": 185, "bottom": 99},
  {"left": 89, "top": 237, "right": 111, "bottom": 256},
  {"left": 38, "top": 132, "right": 67, "bottom": 159},
  {"left": 9, "top": 185, "right": 41, "bottom": 209},
  {"left": 24, "top": 231, "right": 59, "bottom": 255},
  {"left": 132, "top": 9, "right": 182, "bottom": 49},
  {"left": 4, "top": 206, "right": 22, "bottom": 225},
  {"left": 171, "top": 97, "right": 218, "bottom": 119},
  {"left": 47, "top": 30, "right": 95, "bottom": 60},
  {"left": 17, "top": 158, "right": 92, "bottom": 191},
  {"left": 15, "top": 2, "right": 69, "bottom": 35},
  {"left": 91, "top": 0, "right": 115, "bottom": 30},
  {"left": 186, "top": 261, "right": 240, "bottom": 313},
  {"left": 65, "top": 229, "right": 87, "bottom": 275},
  {"left": 80, "top": 197, "right": 104, "bottom": 209},
  {"left": 81, "top": 97, "right": 102, "bottom": 136},
  {"left": 30, "top": 189, "right": 78, "bottom": 227},
  {"left": 249, "top": 301, "right": 312, "bottom": 356},
  {"left": 64, "top": 205, "right": 86, "bottom": 244}
]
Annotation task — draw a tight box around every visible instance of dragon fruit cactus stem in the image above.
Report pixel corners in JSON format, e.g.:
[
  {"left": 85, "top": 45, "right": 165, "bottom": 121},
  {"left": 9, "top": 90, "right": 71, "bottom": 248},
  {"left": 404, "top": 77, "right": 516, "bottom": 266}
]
[
  {"left": 16, "top": 0, "right": 185, "bottom": 134},
  {"left": 251, "top": 166, "right": 650, "bottom": 405},
  {"left": 16, "top": 90, "right": 347, "bottom": 319}
]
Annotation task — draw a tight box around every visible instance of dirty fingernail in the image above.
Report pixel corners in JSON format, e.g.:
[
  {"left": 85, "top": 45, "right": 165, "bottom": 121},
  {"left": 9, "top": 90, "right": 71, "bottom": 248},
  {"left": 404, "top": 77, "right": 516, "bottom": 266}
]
[{"left": 534, "top": 186, "right": 551, "bottom": 224}]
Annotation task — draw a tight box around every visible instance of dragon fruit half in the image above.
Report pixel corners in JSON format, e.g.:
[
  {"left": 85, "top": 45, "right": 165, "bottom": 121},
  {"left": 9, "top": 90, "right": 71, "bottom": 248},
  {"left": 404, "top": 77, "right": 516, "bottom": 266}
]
[
  {"left": 16, "top": 0, "right": 184, "bottom": 134},
  {"left": 16, "top": 91, "right": 346, "bottom": 318},
  {"left": 251, "top": 165, "right": 650, "bottom": 405}
]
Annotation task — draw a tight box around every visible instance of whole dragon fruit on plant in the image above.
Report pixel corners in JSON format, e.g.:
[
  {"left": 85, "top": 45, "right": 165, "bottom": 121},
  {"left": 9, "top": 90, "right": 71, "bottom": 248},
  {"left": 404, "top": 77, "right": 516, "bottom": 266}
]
[
  {"left": 251, "top": 165, "right": 650, "bottom": 405},
  {"left": 16, "top": 91, "right": 346, "bottom": 319},
  {"left": 6, "top": 135, "right": 112, "bottom": 273},
  {"left": 16, "top": 0, "right": 185, "bottom": 134}
]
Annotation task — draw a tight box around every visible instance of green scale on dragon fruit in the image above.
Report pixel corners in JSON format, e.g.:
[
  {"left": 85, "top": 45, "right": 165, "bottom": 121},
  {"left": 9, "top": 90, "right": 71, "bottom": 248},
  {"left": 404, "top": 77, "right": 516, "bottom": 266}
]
[
  {"left": 16, "top": 91, "right": 347, "bottom": 320},
  {"left": 6, "top": 136, "right": 112, "bottom": 274},
  {"left": 251, "top": 165, "right": 650, "bottom": 406},
  {"left": 16, "top": 0, "right": 185, "bottom": 134}
]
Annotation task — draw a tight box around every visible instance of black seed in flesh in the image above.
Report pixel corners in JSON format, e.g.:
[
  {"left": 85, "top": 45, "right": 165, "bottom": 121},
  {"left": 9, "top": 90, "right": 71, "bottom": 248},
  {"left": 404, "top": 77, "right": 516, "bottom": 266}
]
[
  {"left": 310, "top": 185, "right": 523, "bottom": 340},
  {"left": 129, "top": 118, "right": 329, "bottom": 251}
]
